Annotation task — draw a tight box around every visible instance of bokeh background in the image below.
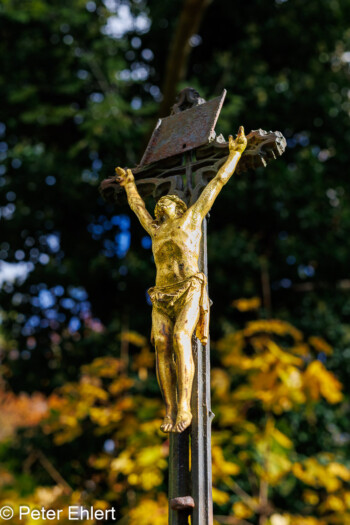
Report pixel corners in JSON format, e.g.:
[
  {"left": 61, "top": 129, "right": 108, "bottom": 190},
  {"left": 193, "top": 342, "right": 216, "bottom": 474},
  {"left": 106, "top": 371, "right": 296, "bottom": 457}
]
[{"left": 1, "top": 1, "right": 350, "bottom": 524}]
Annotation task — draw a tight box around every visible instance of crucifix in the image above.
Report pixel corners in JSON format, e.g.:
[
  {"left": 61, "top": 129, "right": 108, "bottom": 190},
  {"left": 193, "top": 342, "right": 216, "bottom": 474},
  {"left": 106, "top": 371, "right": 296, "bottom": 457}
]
[{"left": 100, "top": 88, "right": 286, "bottom": 525}]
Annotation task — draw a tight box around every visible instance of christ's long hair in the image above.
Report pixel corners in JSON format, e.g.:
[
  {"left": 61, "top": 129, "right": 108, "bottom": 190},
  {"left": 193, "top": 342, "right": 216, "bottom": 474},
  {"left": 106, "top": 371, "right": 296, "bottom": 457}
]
[{"left": 153, "top": 195, "right": 188, "bottom": 224}]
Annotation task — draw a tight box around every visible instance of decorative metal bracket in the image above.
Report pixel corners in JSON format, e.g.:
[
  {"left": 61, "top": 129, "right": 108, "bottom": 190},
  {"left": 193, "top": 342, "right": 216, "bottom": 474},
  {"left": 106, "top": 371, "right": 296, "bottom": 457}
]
[{"left": 100, "top": 128, "right": 286, "bottom": 206}]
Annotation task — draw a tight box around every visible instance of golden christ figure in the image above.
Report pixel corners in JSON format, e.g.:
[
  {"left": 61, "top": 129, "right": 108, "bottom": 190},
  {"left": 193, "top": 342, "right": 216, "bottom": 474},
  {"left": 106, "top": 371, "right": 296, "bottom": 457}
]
[{"left": 116, "top": 126, "right": 247, "bottom": 433}]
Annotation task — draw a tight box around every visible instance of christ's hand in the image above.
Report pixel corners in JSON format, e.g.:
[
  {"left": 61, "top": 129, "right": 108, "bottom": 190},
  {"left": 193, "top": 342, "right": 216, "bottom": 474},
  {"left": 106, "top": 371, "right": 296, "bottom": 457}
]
[
  {"left": 115, "top": 167, "right": 135, "bottom": 187},
  {"left": 229, "top": 126, "right": 247, "bottom": 155}
]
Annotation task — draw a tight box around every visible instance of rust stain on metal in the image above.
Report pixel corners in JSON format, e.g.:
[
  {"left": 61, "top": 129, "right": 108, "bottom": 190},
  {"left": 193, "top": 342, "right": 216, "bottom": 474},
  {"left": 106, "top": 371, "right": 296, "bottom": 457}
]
[
  {"left": 139, "top": 90, "right": 226, "bottom": 167},
  {"left": 170, "top": 496, "right": 195, "bottom": 510}
]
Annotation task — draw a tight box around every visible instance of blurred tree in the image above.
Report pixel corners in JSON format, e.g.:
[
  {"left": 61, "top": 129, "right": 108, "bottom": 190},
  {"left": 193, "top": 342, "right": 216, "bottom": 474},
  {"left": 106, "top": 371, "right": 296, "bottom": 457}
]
[{"left": 1, "top": 0, "right": 350, "bottom": 523}]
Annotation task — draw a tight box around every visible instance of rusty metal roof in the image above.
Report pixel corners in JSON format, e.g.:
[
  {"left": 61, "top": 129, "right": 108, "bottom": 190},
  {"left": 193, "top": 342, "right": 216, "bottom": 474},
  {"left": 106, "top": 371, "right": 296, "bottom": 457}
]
[{"left": 139, "top": 90, "right": 227, "bottom": 167}]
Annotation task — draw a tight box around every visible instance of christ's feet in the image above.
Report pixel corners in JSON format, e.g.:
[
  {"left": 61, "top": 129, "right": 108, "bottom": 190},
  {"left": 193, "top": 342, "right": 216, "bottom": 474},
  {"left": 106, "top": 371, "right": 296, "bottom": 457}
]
[
  {"left": 173, "top": 410, "right": 192, "bottom": 433},
  {"left": 160, "top": 414, "right": 175, "bottom": 433}
]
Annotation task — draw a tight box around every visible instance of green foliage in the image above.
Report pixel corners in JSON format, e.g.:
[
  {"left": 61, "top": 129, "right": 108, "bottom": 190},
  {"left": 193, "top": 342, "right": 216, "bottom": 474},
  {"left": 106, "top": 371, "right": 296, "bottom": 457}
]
[{"left": 1, "top": 0, "right": 350, "bottom": 523}]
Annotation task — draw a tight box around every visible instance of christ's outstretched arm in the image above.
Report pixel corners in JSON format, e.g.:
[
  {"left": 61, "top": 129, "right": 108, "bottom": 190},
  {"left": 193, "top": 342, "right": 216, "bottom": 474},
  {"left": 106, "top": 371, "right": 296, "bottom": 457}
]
[
  {"left": 189, "top": 126, "right": 247, "bottom": 220},
  {"left": 115, "top": 167, "right": 154, "bottom": 235}
]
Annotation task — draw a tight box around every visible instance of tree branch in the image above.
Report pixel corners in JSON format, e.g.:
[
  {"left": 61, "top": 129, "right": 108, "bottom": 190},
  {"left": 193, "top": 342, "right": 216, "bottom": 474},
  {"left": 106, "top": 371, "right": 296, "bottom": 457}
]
[
  {"left": 36, "top": 450, "right": 73, "bottom": 495},
  {"left": 224, "top": 478, "right": 260, "bottom": 513},
  {"left": 158, "top": 0, "right": 212, "bottom": 117}
]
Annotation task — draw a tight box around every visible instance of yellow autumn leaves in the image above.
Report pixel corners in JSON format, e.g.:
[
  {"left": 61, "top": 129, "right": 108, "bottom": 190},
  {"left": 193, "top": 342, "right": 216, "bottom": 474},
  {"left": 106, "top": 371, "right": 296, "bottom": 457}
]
[
  {"left": 0, "top": 305, "right": 347, "bottom": 525},
  {"left": 211, "top": 311, "right": 347, "bottom": 525},
  {"left": 215, "top": 318, "right": 343, "bottom": 415}
]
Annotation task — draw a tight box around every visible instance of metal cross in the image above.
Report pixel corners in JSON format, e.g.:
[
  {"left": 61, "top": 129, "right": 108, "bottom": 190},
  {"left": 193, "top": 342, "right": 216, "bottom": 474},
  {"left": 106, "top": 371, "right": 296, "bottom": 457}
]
[{"left": 100, "top": 87, "right": 286, "bottom": 525}]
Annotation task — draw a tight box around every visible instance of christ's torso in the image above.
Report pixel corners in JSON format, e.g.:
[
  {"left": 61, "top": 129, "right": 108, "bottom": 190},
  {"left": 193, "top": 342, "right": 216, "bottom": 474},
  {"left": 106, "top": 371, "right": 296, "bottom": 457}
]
[{"left": 152, "top": 215, "right": 202, "bottom": 286}]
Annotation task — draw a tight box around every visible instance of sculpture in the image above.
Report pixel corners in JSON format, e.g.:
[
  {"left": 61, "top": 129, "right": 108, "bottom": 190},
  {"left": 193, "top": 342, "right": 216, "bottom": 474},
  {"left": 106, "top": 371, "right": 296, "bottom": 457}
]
[{"left": 115, "top": 126, "right": 247, "bottom": 433}]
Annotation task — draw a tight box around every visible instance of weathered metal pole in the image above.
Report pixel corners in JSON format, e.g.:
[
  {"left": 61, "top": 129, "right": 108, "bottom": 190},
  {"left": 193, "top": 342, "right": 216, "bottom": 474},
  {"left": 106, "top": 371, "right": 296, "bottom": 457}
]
[
  {"left": 169, "top": 148, "right": 213, "bottom": 524},
  {"left": 169, "top": 430, "right": 191, "bottom": 525},
  {"left": 191, "top": 218, "right": 214, "bottom": 525},
  {"left": 168, "top": 222, "right": 213, "bottom": 525}
]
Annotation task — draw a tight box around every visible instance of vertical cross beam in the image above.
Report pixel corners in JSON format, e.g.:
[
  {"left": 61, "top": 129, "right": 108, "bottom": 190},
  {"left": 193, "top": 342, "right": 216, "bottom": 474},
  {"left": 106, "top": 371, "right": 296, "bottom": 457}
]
[
  {"left": 191, "top": 218, "right": 214, "bottom": 525},
  {"left": 168, "top": 150, "right": 213, "bottom": 525},
  {"left": 169, "top": 430, "right": 191, "bottom": 525}
]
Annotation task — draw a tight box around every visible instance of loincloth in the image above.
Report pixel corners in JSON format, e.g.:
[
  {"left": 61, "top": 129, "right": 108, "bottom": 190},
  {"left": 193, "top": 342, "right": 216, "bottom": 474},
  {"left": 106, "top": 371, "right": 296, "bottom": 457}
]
[{"left": 148, "top": 272, "right": 210, "bottom": 345}]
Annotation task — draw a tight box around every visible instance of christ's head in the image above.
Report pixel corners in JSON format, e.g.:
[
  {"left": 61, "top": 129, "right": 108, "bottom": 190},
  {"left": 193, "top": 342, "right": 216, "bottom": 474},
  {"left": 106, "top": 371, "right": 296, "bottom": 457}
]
[{"left": 154, "top": 195, "right": 187, "bottom": 222}]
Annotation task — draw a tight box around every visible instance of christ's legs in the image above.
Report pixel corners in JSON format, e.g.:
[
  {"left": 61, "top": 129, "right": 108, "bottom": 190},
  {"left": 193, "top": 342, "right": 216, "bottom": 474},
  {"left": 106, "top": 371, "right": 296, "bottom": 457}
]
[
  {"left": 173, "top": 289, "right": 201, "bottom": 433},
  {"left": 152, "top": 307, "right": 177, "bottom": 432}
]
